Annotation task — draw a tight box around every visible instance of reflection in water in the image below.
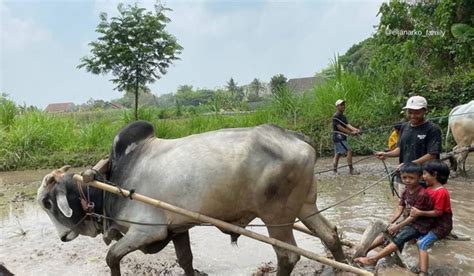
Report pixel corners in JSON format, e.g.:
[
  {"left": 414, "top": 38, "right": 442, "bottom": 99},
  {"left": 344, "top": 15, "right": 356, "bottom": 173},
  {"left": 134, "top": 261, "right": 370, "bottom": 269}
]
[{"left": 0, "top": 169, "right": 473, "bottom": 275}]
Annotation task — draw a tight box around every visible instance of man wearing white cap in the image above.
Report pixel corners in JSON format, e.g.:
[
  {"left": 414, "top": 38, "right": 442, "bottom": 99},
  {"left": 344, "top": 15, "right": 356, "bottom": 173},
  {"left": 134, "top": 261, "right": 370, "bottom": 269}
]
[
  {"left": 375, "top": 96, "right": 442, "bottom": 193},
  {"left": 332, "top": 99, "right": 361, "bottom": 175}
]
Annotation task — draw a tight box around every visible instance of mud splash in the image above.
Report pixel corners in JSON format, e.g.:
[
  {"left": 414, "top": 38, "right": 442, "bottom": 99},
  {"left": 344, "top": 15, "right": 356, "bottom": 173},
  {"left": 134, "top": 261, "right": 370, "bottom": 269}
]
[{"left": 0, "top": 157, "right": 472, "bottom": 275}]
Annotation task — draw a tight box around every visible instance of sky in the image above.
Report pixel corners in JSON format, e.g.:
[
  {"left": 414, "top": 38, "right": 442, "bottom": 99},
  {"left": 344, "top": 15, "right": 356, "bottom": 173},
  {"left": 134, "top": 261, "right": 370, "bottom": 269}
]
[{"left": 1, "top": 0, "right": 384, "bottom": 109}]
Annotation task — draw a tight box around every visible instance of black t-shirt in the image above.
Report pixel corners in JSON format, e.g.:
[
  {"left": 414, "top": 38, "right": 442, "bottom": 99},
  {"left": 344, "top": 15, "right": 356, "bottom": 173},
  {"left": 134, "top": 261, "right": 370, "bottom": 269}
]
[
  {"left": 332, "top": 112, "right": 348, "bottom": 142},
  {"left": 397, "top": 121, "right": 442, "bottom": 164}
]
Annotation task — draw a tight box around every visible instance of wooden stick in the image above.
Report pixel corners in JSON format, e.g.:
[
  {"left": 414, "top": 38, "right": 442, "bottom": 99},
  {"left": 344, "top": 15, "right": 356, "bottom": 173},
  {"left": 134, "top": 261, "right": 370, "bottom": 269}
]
[
  {"left": 293, "top": 223, "right": 315, "bottom": 236},
  {"left": 74, "top": 175, "right": 372, "bottom": 275}
]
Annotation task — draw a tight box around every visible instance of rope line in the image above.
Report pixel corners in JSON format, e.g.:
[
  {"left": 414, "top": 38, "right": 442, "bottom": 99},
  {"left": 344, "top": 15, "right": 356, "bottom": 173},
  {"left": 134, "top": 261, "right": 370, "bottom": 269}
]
[
  {"left": 331, "top": 111, "right": 474, "bottom": 135},
  {"left": 314, "top": 155, "right": 375, "bottom": 174},
  {"left": 303, "top": 170, "right": 398, "bottom": 219},
  {"left": 86, "top": 167, "right": 396, "bottom": 228}
]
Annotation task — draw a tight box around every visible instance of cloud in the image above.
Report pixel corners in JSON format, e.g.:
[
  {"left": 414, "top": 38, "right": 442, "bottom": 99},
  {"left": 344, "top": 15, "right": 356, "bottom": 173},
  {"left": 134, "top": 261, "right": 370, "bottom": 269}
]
[
  {"left": 148, "top": 0, "right": 383, "bottom": 94},
  {"left": 2, "top": 1, "right": 385, "bottom": 107},
  {"left": 0, "top": 3, "right": 53, "bottom": 52}
]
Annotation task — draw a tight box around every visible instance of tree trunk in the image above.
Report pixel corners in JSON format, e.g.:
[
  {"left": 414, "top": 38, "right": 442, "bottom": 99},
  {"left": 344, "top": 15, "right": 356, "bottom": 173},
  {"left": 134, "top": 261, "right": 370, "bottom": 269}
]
[{"left": 134, "top": 72, "right": 139, "bottom": 121}]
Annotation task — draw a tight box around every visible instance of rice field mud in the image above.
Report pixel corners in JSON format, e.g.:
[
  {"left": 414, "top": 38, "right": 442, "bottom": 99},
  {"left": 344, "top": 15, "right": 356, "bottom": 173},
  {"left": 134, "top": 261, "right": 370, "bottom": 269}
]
[{"left": 1, "top": 156, "right": 473, "bottom": 275}]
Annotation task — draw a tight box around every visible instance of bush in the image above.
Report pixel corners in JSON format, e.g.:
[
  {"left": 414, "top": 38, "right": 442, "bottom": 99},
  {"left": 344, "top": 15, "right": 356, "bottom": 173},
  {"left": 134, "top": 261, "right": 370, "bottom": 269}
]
[{"left": 0, "top": 96, "right": 17, "bottom": 129}]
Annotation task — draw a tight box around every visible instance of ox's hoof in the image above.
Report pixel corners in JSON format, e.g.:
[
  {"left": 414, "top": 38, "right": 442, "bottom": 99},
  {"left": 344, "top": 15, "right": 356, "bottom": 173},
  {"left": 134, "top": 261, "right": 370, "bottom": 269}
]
[{"left": 194, "top": 269, "right": 208, "bottom": 276}]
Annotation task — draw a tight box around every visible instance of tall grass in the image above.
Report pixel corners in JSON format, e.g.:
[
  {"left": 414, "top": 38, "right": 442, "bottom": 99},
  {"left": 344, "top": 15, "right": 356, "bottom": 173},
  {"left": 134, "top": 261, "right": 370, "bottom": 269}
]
[
  {"left": 0, "top": 110, "right": 121, "bottom": 170},
  {"left": 0, "top": 69, "right": 415, "bottom": 171}
]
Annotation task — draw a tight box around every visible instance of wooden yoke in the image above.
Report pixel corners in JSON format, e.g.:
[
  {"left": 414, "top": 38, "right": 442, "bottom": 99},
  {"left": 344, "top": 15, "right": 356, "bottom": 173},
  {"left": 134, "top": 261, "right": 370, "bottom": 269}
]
[
  {"left": 82, "top": 156, "right": 110, "bottom": 183},
  {"left": 92, "top": 156, "right": 110, "bottom": 175}
]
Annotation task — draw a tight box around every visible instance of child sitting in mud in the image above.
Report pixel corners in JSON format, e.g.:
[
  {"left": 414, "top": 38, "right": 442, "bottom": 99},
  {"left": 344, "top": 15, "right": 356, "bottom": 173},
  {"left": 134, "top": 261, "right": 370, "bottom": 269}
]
[
  {"left": 410, "top": 160, "right": 453, "bottom": 276},
  {"left": 354, "top": 162, "right": 433, "bottom": 267}
]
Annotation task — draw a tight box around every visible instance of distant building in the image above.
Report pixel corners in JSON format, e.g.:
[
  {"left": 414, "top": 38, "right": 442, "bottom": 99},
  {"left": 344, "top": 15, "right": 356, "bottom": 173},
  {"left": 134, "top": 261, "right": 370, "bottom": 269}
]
[
  {"left": 105, "top": 102, "right": 124, "bottom": 109},
  {"left": 286, "top": 76, "right": 325, "bottom": 94},
  {"left": 44, "top": 102, "right": 75, "bottom": 113}
]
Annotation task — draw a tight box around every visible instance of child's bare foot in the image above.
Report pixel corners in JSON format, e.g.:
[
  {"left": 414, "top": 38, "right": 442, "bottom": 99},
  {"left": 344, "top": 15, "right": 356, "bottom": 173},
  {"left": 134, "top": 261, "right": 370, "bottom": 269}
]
[{"left": 354, "top": 257, "right": 376, "bottom": 266}]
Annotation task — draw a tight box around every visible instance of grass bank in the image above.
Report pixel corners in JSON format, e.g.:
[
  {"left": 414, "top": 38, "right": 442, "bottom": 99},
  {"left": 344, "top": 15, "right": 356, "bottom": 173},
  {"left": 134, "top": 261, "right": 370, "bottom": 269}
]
[{"left": 0, "top": 71, "right": 454, "bottom": 171}]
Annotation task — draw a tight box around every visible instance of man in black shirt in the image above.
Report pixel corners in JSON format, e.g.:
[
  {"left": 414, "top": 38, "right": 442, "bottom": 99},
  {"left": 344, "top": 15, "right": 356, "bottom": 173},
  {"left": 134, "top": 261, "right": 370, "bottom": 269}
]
[
  {"left": 375, "top": 96, "right": 442, "bottom": 192},
  {"left": 332, "top": 99, "right": 361, "bottom": 174}
]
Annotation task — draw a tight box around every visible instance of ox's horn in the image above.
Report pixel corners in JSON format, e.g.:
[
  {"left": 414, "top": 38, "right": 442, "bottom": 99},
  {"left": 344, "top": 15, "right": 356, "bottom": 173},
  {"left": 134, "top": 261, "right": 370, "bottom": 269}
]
[
  {"left": 52, "top": 165, "right": 71, "bottom": 183},
  {"left": 59, "top": 165, "right": 71, "bottom": 173},
  {"left": 56, "top": 190, "right": 73, "bottom": 218},
  {"left": 37, "top": 166, "right": 71, "bottom": 202}
]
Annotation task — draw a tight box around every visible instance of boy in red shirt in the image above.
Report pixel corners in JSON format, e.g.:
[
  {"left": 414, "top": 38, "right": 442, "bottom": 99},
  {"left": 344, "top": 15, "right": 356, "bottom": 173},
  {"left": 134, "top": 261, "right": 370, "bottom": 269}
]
[
  {"left": 410, "top": 160, "right": 453, "bottom": 276},
  {"left": 354, "top": 162, "right": 433, "bottom": 266}
]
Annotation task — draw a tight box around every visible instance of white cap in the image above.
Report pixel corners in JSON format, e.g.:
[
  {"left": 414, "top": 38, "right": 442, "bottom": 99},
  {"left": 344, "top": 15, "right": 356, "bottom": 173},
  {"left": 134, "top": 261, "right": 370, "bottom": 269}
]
[
  {"left": 403, "top": 96, "right": 427, "bottom": 110},
  {"left": 335, "top": 99, "right": 345, "bottom": 106}
]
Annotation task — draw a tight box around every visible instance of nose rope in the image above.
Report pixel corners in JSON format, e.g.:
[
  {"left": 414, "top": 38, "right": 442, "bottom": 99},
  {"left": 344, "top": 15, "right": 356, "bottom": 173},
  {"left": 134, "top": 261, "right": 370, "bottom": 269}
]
[{"left": 76, "top": 178, "right": 94, "bottom": 213}]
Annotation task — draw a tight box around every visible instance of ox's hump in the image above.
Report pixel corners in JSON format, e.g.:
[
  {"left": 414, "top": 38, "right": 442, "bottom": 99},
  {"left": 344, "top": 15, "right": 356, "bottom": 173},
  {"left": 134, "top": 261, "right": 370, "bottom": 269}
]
[
  {"left": 112, "top": 120, "right": 155, "bottom": 161},
  {"left": 261, "top": 124, "right": 317, "bottom": 150}
]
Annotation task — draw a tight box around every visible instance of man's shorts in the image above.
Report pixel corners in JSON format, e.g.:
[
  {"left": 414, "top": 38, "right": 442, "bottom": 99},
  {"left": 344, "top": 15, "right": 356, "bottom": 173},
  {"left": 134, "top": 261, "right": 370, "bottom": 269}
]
[
  {"left": 334, "top": 140, "right": 351, "bottom": 154},
  {"left": 417, "top": 231, "right": 439, "bottom": 251},
  {"left": 392, "top": 225, "right": 423, "bottom": 251}
]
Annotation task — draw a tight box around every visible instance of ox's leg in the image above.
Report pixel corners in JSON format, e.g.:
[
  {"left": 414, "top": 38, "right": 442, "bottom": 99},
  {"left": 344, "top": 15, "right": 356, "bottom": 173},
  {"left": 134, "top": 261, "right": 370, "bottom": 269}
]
[
  {"left": 298, "top": 203, "right": 345, "bottom": 262},
  {"left": 459, "top": 151, "right": 469, "bottom": 175},
  {"left": 106, "top": 226, "right": 167, "bottom": 276},
  {"left": 266, "top": 225, "right": 300, "bottom": 276},
  {"left": 172, "top": 231, "right": 195, "bottom": 276}
]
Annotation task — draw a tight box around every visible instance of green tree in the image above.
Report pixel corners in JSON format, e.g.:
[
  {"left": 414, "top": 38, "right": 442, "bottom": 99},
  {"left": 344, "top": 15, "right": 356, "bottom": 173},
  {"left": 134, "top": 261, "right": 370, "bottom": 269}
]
[
  {"left": 338, "top": 0, "right": 473, "bottom": 107},
  {"left": 226, "top": 77, "right": 244, "bottom": 101},
  {"left": 248, "top": 78, "right": 264, "bottom": 101},
  {"left": 78, "top": 2, "right": 182, "bottom": 120},
  {"left": 270, "top": 74, "right": 287, "bottom": 95},
  {"left": 226, "top": 78, "right": 238, "bottom": 98},
  {"left": 175, "top": 85, "right": 213, "bottom": 106}
]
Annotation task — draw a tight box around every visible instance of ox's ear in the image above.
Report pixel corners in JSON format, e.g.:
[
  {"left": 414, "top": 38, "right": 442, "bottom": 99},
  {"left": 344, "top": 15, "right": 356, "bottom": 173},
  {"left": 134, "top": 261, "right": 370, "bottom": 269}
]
[{"left": 56, "top": 190, "right": 73, "bottom": 218}]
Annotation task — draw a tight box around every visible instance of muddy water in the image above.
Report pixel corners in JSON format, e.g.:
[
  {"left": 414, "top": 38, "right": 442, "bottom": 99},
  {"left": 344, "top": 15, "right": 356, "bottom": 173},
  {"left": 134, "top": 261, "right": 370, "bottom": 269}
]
[{"left": 0, "top": 157, "right": 473, "bottom": 276}]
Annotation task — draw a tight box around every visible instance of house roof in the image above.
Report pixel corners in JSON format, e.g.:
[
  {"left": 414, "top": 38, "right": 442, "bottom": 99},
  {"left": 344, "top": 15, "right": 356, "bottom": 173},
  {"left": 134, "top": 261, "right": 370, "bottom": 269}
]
[
  {"left": 286, "top": 76, "right": 324, "bottom": 93},
  {"left": 44, "top": 102, "right": 74, "bottom": 113},
  {"left": 109, "top": 102, "right": 124, "bottom": 109}
]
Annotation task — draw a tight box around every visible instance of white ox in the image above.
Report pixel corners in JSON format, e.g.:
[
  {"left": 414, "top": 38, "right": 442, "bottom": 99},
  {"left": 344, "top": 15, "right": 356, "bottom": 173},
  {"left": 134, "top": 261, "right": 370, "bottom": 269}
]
[
  {"left": 37, "top": 121, "right": 345, "bottom": 276},
  {"left": 446, "top": 100, "right": 474, "bottom": 174}
]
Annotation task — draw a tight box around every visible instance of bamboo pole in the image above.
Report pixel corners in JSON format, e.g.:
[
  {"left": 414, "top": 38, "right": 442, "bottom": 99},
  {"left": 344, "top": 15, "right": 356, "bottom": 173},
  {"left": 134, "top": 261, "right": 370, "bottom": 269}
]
[
  {"left": 293, "top": 223, "right": 315, "bottom": 236},
  {"left": 74, "top": 175, "right": 372, "bottom": 275}
]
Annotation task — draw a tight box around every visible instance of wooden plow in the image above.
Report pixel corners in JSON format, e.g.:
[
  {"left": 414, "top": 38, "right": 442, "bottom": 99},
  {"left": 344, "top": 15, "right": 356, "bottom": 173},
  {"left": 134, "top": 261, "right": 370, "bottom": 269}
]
[
  {"left": 73, "top": 174, "right": 372, "bottom": 275},
  {"left": 440, "top": 145, "right": 474, "bottom": 161}
]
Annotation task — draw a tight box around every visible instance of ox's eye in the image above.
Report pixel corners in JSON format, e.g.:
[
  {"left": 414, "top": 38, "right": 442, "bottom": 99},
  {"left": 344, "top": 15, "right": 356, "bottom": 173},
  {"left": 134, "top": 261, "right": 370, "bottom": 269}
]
[{"left": 43, "top": 198, "right": 52, "bottom": 209}]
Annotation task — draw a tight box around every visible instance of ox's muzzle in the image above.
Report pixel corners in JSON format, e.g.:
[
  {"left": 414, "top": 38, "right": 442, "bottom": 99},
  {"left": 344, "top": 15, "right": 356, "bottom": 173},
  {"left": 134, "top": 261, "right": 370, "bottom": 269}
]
[{"left": 60, "top": 230, "right": 79, "bottom": 242}]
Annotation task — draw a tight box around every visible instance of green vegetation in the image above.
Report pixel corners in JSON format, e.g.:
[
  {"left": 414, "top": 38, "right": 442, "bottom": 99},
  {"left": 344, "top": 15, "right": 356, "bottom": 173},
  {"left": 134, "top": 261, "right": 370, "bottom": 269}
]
[
  {"left": 339, "top": 0, "right": 473, "bottom": 109},
  {"left": 1, "top": 0, "right": 472, "bottom": 171}
]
